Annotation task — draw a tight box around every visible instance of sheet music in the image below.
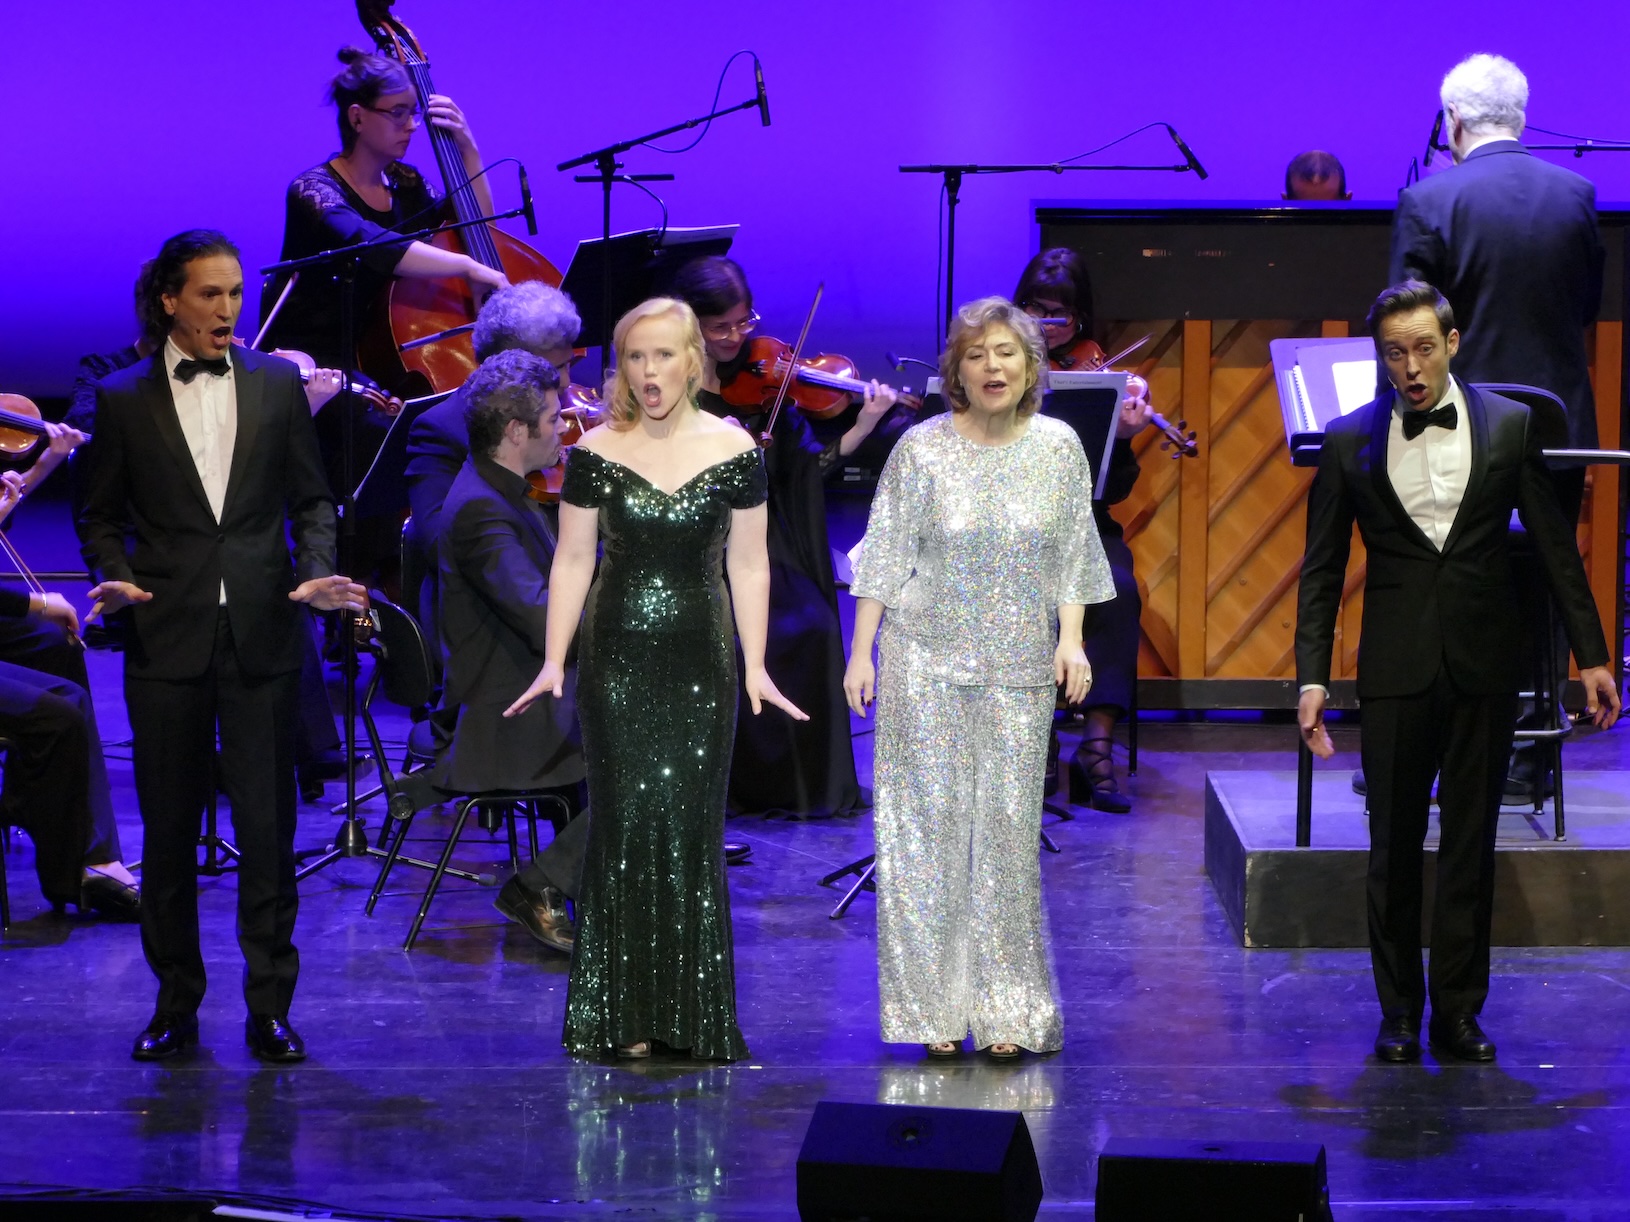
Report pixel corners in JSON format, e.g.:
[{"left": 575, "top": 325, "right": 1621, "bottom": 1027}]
[{"left": 1331, "top": 359, "right": 1378, "bottom": 415}]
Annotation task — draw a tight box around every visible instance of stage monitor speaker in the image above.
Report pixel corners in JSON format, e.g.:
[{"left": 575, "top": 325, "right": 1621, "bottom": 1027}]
[
  {"left": 1095, "top": 1137, "right": 1332, "bottom": 1222},
  {"left": 796, "top": 1100, "right": 1043, "bottom": 1222},
  {"left": 0, "top": 1194, "right": 218, "bottom": 1220}
]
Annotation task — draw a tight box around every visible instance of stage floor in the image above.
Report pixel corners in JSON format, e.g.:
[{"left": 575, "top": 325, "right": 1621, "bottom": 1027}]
[{"left": 4, "top": 598, "right": 1630, "bottom": 1216}]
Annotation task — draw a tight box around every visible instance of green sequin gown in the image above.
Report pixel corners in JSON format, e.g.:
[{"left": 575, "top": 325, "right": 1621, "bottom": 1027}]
[{"left": 560, "top": 445, "right": 767, "bottom": 1061}]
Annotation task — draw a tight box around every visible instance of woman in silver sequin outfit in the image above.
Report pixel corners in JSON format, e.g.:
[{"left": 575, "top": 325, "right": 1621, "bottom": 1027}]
[{"left": 844, "top": 298, "right": 1114, "bottom": 1059}]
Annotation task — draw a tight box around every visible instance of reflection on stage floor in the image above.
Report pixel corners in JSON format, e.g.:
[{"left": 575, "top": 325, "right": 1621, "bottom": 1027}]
[{"left": 3, "top": 634, "right": 1630, "bottom": 1218}]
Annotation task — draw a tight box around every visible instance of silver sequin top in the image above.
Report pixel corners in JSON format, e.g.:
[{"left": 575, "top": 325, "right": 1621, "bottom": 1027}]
[{"left": 851, "top": 413, "right": 1114, "bottom": 687}]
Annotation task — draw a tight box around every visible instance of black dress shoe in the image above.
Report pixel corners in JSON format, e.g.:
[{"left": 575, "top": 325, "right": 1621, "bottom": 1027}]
[
  {"left": 246, "top": 1014, "right": 307, "bottom": 1063},
  {"left": 80, "top": 871, "right": 141, "bottom": 922},
  {"left": 724, "top": 841, "right": 751, "bottom": 864},
  {"left": 1373, "top": 1015, "right": 1421, "bottom": 1063},
  {"left": 493, "top": 877, "right": 574, "bottom": 954},
  {"left": 132, "top": 1012, "right": 198, "bottom": 1062},
  {"left": 1429, "top": 1013, "right": 1496, "bottom": 1062}
]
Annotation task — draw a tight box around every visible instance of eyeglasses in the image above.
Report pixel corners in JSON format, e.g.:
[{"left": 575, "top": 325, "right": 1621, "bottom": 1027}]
[
  {"left": 701, "top": 311, "right": 760, "bottom": 341},
  {"left": 1021, "top": 302, "right": 1074, "bottom": 326},
  {"left": 366, "top": 102, "right": 422, "bottom": 126}
]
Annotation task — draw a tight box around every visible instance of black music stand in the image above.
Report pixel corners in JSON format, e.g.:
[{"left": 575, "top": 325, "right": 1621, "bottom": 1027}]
[
  {"left": 261, "top": 202, "right": 528, "bottom": 881},
  {"left": 559, "top": 85, "right": 767, "bottom": 374},
  {"left": 561, "top": 225, "right": 738, "bottom": 352}
]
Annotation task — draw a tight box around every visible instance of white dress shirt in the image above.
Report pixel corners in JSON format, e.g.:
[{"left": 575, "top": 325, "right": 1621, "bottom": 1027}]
[
  {"left": 1386, "top": 376, "right": 1471, "bottom": 550},
  {"left": 164, "top": 337, "right": 238, "bottom": 603},
  {"left": 1301, "top": 377, "right": 1471, "bottom": 698}
]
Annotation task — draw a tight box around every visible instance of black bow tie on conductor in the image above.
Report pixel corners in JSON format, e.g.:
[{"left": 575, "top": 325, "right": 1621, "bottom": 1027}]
[
  {"left": 1402, "top": 402, "right": 1457, "bottom": 440},
  {"left": 174, "top": 356, "right": 230, "bottom": 384}
]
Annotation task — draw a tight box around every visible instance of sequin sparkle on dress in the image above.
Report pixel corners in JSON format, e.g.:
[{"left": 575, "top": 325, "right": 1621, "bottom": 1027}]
[{"left": 559, "top": 444, "right": 767, "bottom": 1061}]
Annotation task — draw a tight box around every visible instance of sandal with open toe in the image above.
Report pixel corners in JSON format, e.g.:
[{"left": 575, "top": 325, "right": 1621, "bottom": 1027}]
[
  {"left": 616, "top": 1041, "right": 652, "bottom": 1059},
  {"left": 925, "top": 1041, "right": 962, "bottom": 1058},
  {"left": 984, "top": 1042, "right": 1022, "bottom": 1060}
]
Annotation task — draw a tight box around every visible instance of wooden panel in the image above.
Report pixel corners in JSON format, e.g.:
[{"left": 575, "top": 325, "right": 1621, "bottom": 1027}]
[
  {"left": 1177, "top": 320, "right": 1211, "bottom": 676},
  {"left": 1114, "top": 318, "right": 1621, "bottom": 701},
  {"left": 1587, "top": 321, "right": 1622, "bottom": 669}
]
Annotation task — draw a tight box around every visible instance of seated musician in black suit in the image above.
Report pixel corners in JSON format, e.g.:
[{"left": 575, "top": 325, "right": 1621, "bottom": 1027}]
[
  {"left": 405, "top": 282, "right": 581, "bottom": 666},
  {"left": 425, "top": 349, "right": 586, "bottom": 953},
  {"left": 0, "top": 469, "right": 139, "bottom": 920}
]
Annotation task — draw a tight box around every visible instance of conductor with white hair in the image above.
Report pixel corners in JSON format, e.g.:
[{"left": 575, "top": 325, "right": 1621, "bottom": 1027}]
[
  {"left": 1390, "top": 53, "right": 1605, "bottom": 481},
  {"left": 1387, "top": 55, "right": 1607, "bottom": 805}
]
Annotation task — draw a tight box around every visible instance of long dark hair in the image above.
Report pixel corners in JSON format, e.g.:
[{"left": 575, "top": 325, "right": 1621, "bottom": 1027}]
[
  {"left": 1013, "top": 247, "right": 1095, "bottom": 345},
  {"left": 135, "top": 230, "right": 241, "bottom": 345},
  {"left": 328, "top": 46, "right": 413, "bottom": 153},
  {"left": 668, "top": 256, "right": 752, "bottom": 319}
]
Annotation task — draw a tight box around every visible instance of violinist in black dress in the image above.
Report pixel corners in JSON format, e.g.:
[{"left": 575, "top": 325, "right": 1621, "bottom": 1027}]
[{"left": 669, "top": 257, "right": 903, "bottom": 820}]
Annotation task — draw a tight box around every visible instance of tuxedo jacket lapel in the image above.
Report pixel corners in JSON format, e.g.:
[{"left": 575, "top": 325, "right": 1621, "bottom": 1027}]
[
  {"left": 1366, "top": 392, "right": 1439, "bottom": 554},
  {"left": 222, "top": 353, "right": 263, "bottom": 522},
  {"left": 1440, "top": 383, "right": 1489, "bottom": 556},
  {"left": 141, "top": 362, "right": 214, "bottom": 519}
]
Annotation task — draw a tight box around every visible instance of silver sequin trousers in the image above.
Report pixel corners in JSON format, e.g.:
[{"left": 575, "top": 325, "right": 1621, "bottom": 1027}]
[{"left": 873, "top": 636, "right": 1063, "bottom": 1052}]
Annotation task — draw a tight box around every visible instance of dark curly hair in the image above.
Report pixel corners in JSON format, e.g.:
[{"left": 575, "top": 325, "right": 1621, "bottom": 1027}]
[
  {"left": 135, "top": 229, "right": 241, "bottom": 345},
  {"left": 463, "top": 349, "right": 563, "bottom": 457}
]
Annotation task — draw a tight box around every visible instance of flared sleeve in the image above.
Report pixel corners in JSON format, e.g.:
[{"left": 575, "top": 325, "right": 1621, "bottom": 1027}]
[
  {"left": 849, "top": 430, "right": 925, "bottom": 608},
  {"left": 1054, "top": 428, "right": 1115, "bottom": 606}
]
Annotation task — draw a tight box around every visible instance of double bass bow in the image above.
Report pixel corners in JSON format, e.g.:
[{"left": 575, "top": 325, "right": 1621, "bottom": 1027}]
[{"left": 354, "top": 0, "right": 564, "bottom": 397}]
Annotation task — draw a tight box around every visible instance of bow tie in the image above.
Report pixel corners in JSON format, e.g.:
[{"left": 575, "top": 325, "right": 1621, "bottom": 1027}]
[
  {"left": 174, "top": 356, "right": 231, "bottom": 384},
  {"left": 1401, "top": 402, "right": 1457, "bottom": 440}
]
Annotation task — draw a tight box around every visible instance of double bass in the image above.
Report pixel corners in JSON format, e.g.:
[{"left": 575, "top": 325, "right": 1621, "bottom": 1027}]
[{"left": 355, "top": 0, "right": 563, "bottom": 397}]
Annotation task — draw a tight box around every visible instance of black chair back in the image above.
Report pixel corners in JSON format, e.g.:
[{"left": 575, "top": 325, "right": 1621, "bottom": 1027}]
[
  {"left": 1472, "top": 383, "right": 1570, "bottom": 450},
  {"left": 367, "top": 591, "right": 438, "bottom": 713}
]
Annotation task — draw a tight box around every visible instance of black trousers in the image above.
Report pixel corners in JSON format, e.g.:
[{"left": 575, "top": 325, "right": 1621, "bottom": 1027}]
[
  {"left": 516, "top": 786, "right": 588, "bottom": 899},
  {"left": 0, "top": 659, "right": 100, "bottom": 905},
  {"left": 1079, "top": 530, "right": 1142, "bottom": 720},
  {"left": 126, "top": 610, "right": 301, "bottom": 1017},
  {"left": 0, "top": 613, "right": 121, "bottom": 865},
  {"left": 1361, "top": 668, "right": 1519, "bottom": 1020}
]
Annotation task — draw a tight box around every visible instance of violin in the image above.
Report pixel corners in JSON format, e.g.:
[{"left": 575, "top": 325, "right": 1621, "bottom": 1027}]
[
  {"left": 1047, "top": 334, "right": 1198, "bottom": 460},
  {"left": 720, "top": 336, "right": 922, "bottom": 420},
  {"left": 525, "top": 383, "right": 605, "bottom": 505},
  {"left": 356, "top": 1, "right": 565, "bottom": 398},
  {"left": 273, "top": 348, "right": 403, "bottom": 418},
  {"left": 0, "top": 393, "right": 90, "bottom": 457}
]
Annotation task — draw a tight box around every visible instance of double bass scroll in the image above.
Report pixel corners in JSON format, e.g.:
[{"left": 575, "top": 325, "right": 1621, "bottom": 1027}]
[{"left": 354, "top": 0, "right": 564, "bottom": 398}]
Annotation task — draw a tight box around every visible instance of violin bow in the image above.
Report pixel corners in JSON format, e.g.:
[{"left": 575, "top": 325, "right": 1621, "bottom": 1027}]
[
  {"left": 759, "top": 282, "right": 824, "bottom": 448},
  {"left": 0, "top": 521, "right": 81, "bottom": 650},
  {"left": 252, "top": 272, "right": 300, "bottom": 350}
]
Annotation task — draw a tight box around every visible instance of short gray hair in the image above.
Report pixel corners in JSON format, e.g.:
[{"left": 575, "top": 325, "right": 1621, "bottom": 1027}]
[
  {"left": 472, "top": 281, "right": 582, "bottom": 361},
  {"left": 1441, "top": 54, "right": 1528, "bottom": 136}
]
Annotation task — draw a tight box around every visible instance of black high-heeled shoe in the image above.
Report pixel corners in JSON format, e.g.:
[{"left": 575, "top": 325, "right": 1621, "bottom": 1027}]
[{"left": 1068, "top": 737, "right": 1132, "bottom": 813}]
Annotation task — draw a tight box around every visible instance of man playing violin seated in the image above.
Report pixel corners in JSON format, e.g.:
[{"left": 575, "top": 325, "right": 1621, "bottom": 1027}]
[{"left": 407, "top": 350, "right": 587, "bottom": 953}]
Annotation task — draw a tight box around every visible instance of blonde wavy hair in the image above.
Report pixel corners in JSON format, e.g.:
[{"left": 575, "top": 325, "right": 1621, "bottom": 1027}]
[
  {"left": 602, "top": 297, "right": 706, "bottom": 430},
  {"left": 938, "top": 297, "right": 1048, "bottom": 417}
]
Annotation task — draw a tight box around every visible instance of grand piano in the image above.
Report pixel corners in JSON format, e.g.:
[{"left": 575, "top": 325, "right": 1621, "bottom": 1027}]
[{"left": 1035, "top": 202, "right": 1627, "bottom": 709}]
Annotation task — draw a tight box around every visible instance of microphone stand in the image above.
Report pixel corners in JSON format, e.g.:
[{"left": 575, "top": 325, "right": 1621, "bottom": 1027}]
[
  {"left": 899, "top": 161, "right": 1194, "bottom": 343},
  {"left": 559, "top": 88, "right": 763, "bottom": 375},
  {"left": 260, "top": 200, "right": 531, "bottom": 882}
]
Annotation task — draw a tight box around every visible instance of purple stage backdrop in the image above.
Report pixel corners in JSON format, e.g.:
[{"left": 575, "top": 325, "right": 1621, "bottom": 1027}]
[{"left": 4, "top": 1, "right": 1630, "bottom": 397}]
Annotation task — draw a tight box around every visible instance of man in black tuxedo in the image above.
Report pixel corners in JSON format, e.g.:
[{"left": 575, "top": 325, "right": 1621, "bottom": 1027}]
[
  {"left": 427, "top": 350, "right": 586, "bottom": 952},
  {"left": 1296, "top": 281, "right": 1619, "bottom": 1064},
  {"left": 77, "top": 230, "right": 365, "bottom": 1062}
]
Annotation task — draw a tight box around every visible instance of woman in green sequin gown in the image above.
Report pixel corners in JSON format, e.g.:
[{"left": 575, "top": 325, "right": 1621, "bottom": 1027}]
[{"left": 507, "top": 299, "right": 807, "bottom": 1061}]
